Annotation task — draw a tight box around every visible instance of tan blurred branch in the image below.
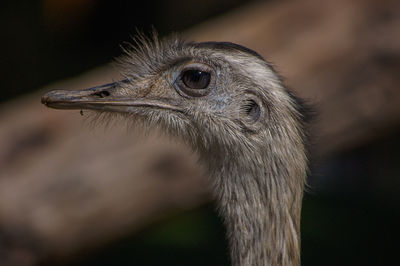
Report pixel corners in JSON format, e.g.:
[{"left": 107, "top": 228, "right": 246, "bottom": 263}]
[{"left": 1, "top": 0, "right": 400, "bottom": 264}]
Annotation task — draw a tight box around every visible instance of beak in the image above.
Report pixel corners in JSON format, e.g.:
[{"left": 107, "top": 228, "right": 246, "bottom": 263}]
[{"left": 41, "top": 80, "right": 183, "bottom": 113}]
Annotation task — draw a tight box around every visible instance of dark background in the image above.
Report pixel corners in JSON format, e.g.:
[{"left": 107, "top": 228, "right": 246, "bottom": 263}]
[
  {"left": 2, "top": 0, "right": 400, "bottom": 265},
  {"left": 0, "top": 0, "right": 248, "bottom": 102}
]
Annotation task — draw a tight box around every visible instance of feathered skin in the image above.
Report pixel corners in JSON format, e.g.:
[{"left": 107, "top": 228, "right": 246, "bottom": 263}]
[{"left": 42, "top": 33, "right": 309, "bottom": 266}]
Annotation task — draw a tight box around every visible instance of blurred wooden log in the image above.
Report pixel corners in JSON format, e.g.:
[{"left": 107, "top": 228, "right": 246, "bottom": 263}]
[
  {"left": 0, "top": 67, "right": 209, "bottom": 264},
  {"left": 1, "top": 0, "right": 400, "bottom": 264}
]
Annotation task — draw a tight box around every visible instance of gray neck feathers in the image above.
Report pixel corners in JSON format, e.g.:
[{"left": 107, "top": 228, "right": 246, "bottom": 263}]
[{"left": 206, "top": 123, "right": 306, "bottom": 266}]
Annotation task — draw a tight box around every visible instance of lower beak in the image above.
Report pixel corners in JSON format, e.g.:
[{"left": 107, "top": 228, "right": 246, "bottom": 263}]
[{"left": 41, "top": 80, "right": 182, "bottom": 113}]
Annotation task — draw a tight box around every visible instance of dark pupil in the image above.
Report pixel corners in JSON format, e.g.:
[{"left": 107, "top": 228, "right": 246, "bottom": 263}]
[{"left": 182, "top": 70, "right": 210, "bottom": 90}]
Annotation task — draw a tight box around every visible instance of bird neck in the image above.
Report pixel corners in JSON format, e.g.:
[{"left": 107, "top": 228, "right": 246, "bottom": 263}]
[{"left": 211, "top": 157, "right": 304, "bottom": 266}]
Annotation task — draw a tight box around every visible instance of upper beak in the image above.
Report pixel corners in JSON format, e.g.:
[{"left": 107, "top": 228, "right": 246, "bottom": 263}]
[{"left": 41, "top": 80, "right": 183, "bottom": 113}]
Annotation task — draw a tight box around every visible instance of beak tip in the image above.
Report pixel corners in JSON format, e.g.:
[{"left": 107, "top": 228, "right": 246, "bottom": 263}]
[
  {"left": 41, "top": 90, "right": 66, "bottom": 108},
  {"left": 41, "top": 91, "right": 56, "bottom": 106},
  {"left": 41, "top": 95, "right": 48, "bottom": 105}
]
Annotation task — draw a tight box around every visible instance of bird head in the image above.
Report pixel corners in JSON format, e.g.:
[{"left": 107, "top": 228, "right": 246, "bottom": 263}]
[{"left": 42, "top": 35, "right": 306, "bottom": 167}]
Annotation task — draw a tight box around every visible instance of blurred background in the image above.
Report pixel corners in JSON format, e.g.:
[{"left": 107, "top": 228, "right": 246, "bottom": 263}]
[
  {"left": 1, "top": 0, "right": 400, "bottom": 265},
  {"left": 1, "top": 0, "right": 249, "bottom": 102}
]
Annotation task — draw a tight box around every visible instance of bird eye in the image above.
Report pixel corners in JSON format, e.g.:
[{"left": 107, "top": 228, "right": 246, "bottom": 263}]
[
  {"left": 175, "top": 65, "right": 214, "bottom": 98},
  {"left": 182, "top": 70, "right": 211, "bottom": 90}
]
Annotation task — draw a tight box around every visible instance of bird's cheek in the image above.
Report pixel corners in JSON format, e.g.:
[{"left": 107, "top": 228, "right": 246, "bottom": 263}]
[{"left": 138, "top": 79, "right": 177, "bottom": 99}]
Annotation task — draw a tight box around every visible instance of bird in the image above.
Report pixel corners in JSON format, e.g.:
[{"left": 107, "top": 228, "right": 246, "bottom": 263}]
[{"left": 41, "top": 34, "right": 309, "bottom": 266}]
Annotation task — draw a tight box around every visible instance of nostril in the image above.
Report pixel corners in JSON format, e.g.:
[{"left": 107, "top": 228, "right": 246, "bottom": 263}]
[
  {"left": 92, "top": 90, "right": 110, "bottom": 98},
  {"left": 101, "top": 91, "right": 110, "bottom": 97}
]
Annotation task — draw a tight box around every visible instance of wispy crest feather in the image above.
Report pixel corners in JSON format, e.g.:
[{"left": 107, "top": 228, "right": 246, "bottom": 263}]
[{"left": 116, "top": 31, "right": 186, "bottom": 80}]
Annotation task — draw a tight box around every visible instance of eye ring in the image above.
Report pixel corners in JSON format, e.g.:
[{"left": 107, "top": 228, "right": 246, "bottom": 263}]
[{"left": 175, "top": 63, "right": 214, "bottom": 97}]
